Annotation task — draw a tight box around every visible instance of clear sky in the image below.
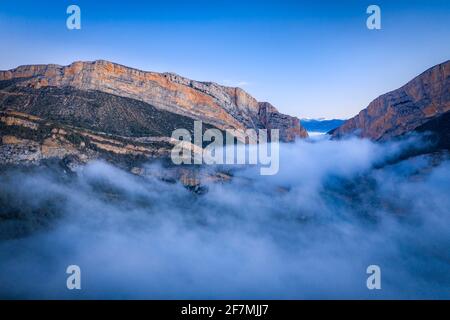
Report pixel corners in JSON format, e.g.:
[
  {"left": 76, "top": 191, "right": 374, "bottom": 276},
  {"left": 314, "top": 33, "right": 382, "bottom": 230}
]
[{"left": 0, "top": 0, "right": 449, "bottom": 119}]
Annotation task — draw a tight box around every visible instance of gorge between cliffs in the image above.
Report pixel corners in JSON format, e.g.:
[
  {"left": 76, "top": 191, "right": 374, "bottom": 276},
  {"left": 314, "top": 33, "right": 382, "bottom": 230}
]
[{"left": 0, "top": 60, "right": 449, "bottom": 299}]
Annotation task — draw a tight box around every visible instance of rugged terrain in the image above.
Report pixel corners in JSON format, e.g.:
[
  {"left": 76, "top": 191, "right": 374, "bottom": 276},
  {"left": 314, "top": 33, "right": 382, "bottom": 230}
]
[
  {"left": 331, "top": 60, "right": 450, "bottom": 141},
  {"left": 0, "top": 60, "right": 307, "bottom": 140},
  {"left": 0, "top": 60, "right": 307, "bottom": 184}
]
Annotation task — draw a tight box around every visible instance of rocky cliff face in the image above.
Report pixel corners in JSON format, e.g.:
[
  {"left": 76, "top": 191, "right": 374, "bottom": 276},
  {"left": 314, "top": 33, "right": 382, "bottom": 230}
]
[
  {"left": 331, "top": 60, "right": 450, "bottom": 140},
  {"left": 0, "top": 60, "right": 307, "bottom": 142},
  {"left": 258, "top": 102, "right": 308, "bottom": 142},
  {"left": 0, "top": 60, "right": 307, "bottom": 186}
]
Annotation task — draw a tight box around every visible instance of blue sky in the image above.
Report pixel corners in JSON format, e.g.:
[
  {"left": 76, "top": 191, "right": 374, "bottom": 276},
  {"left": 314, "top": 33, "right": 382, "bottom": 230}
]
[{"left": 0, "top": 0, "right": 449, "bottom": 118}]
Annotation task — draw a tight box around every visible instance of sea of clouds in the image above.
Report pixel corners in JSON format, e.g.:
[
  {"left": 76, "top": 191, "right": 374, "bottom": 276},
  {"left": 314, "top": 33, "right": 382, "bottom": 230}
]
[{"left": 0, "top": 135, "right": 449, "bottom": 299}]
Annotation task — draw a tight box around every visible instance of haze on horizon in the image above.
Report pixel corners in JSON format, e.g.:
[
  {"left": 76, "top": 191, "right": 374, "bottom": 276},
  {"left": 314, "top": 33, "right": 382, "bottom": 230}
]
[{"left": 0, "top": 0, "right": 449, "bottom": 119}]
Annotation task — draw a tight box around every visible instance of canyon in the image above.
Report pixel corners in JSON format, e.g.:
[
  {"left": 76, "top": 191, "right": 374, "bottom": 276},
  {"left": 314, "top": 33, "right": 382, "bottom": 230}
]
[{"left": 1, "top": 59, "right": 449, "bottom": 187}]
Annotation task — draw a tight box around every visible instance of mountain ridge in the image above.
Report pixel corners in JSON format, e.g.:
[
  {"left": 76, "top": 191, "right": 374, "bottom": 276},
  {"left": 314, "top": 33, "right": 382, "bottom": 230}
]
[
  {"left": 300, "top": 118, "right": 345, "bottom": 133},
  {"left": 0, "top": 60, "right": 308, "bottom": 186},
  {"left": 331, "top": 60, "right": 450, "bottom": 140},
  {"left": 0, "top": 60, "right": 308, "bottom": 142}
]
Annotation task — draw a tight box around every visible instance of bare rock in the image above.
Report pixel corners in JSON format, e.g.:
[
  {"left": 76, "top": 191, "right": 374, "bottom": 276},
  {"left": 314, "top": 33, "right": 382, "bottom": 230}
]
[{"left": 332, "top": 60, "right": 450, "bottom": 140}]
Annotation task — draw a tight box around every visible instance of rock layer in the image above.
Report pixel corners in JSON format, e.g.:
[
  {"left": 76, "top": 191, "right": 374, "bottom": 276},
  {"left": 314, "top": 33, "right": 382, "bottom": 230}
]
[
  {"left": 0, "top": 60, "right": 307, "bottom": 142},
  {"left": 331, "top": 60, "right": 450, "bottom": 140},
  {"left": 0, "top": 60, "right": 307, "bottom": 187}
]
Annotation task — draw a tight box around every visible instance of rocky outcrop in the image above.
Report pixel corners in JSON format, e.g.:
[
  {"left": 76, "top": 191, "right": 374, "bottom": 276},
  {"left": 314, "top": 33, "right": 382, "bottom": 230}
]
[
  {"left": 258, "top": 102, "right": 308, "bottom": 141},
  {"left": 331, "top": 60, "right": 450, "bottom": 140},
  {"left": 0, "top": 110, "right": 220, "bottom": 186},
  {"left": 0, "top": 60, "right": 307, "bottom": 142},
  {"left": 0, "top": 61, "right": 307, "bottom": 187},
  {"left": 0, "top": 110, "right": 174, "bottom": 167}
]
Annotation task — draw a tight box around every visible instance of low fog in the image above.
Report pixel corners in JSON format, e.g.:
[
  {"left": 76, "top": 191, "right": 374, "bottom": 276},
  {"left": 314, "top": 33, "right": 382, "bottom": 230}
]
[{"left": 0, "top": 135, "right": 449, "bottom": 299}]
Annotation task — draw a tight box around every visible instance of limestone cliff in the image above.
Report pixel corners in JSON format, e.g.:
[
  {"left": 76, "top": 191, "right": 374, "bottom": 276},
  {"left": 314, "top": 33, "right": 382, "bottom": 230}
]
[
  {"left": 331, "top": 60, "right": 450, "bottom": 140},
  {"left": 0, "top": 60, "right": 307, "bottom": 186},
  {"left": 0, "top": 60, "right": 307, "bottom": 142}
]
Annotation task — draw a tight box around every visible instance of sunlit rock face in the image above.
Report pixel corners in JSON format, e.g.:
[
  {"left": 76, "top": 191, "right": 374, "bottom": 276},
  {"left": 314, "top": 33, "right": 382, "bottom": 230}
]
[
  {"left": 331, "top": 60, "right": 450, "bottom": 141},
  {"left": 0, "top": 60, "right": 307, "bottom": 144},
  {"left": 0, "top": 61, "right": 307, "bottom": 187}
]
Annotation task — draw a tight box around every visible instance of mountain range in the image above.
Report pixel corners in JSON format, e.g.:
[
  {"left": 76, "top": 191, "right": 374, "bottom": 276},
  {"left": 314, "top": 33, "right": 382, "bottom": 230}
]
[
  {"left": 0, "top": 59, "right": 449, "bottom": 185},
  {"left": 300, "top": 118, "right": 345, "bottom": 133},
  {"left": 0, "top": 60, "right": 307, "bottom": 182}
]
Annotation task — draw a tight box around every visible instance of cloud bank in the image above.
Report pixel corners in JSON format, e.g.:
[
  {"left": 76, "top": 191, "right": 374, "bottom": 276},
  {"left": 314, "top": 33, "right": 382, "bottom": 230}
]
[{"left": 0, "top": 135, "right": 449, "bottom": 299}]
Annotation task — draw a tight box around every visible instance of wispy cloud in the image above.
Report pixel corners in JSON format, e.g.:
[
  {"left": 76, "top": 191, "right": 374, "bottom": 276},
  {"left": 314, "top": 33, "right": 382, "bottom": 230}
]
[{"left": 222, "top": 79, "right": 251, "bottom": 87}]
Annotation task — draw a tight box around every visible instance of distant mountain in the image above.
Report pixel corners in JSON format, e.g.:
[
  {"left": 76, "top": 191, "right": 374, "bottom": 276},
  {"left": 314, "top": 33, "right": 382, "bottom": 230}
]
[
  {"left": 331, "top": 60, "right": 450, "bottom": 141},
  {"left": 300, "top": 118, "right": 345, "bottom": 133}
]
